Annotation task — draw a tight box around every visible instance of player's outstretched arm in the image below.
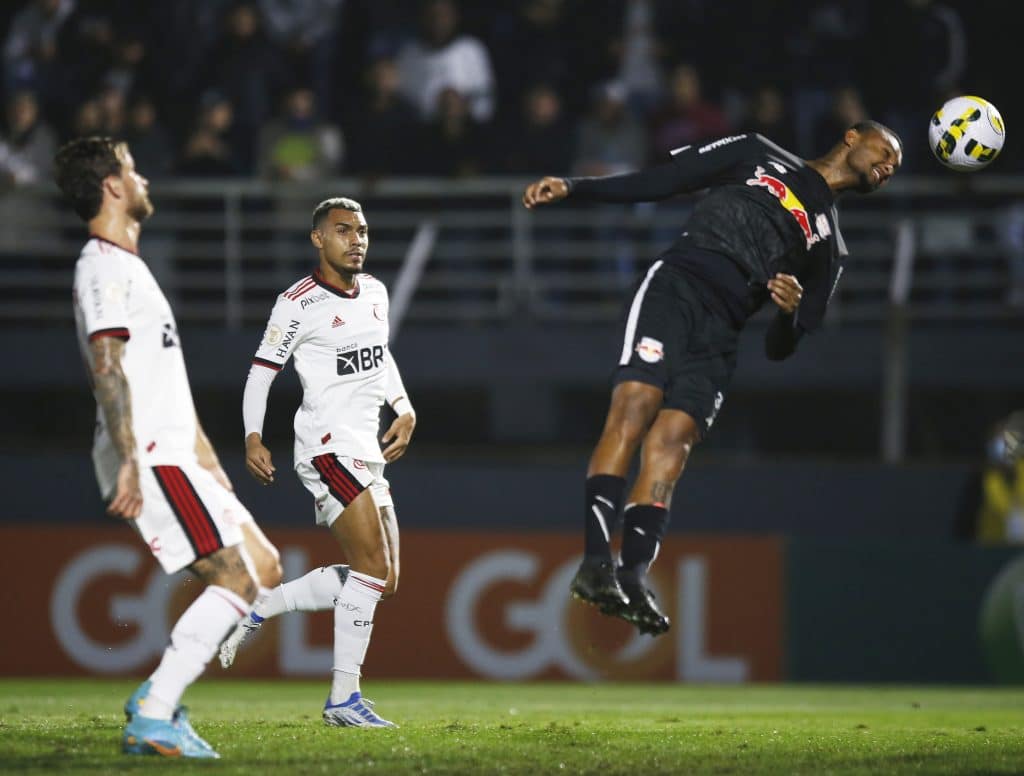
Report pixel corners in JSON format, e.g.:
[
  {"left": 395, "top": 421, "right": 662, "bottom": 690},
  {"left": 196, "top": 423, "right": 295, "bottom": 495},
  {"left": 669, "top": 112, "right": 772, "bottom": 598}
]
[
  {"left": 522, "top": 176, "right": 569, "bottom": 209},
  {"left": 89, "top": 336, "right": 143, "bottom": 519}
]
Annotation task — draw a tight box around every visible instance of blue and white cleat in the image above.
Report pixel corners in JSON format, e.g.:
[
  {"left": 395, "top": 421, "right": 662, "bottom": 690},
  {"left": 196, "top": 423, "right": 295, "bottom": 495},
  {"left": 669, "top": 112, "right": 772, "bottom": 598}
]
[
  {"left": 172, "top": 706, "right": 220, "bottom": 758},
  {"left": 123, "top": 680, "right": 219, "bottom": 758},
  {"left": 322, "top": 692, "right": 397, "bottom": 728},
  {"left": 122, "top": 715, "right": 184, "bottom": 757},
  {"left": 123, "top": 679, "right": 151, "bottom": 720}
]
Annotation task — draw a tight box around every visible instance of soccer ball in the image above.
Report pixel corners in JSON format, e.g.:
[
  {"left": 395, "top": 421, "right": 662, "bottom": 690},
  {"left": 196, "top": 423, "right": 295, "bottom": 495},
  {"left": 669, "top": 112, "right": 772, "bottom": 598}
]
[{"left": 928, "top": 95, "right": 1005, "bottom": 171}]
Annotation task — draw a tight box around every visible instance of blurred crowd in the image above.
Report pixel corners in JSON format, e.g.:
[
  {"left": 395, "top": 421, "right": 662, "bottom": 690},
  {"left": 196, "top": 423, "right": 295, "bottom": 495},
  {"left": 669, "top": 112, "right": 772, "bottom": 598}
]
[{"left": 0, "top": 0, "right": 1014, "bottom": 188}]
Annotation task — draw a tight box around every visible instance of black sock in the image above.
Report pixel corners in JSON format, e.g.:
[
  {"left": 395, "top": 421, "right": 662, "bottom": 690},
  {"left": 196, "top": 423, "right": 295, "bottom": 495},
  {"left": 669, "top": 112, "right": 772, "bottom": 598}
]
[
  {"left": 620, "top": 504, "right": 670, "bottom": 575},
  {"left": 583, "top": 474, "right": 626, "bottom": 561}
]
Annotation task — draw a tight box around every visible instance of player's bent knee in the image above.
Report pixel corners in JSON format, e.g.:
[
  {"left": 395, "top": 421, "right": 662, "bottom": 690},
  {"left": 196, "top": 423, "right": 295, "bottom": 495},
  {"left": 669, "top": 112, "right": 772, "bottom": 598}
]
[
  {"left": 192, "top": 546, "right": 259, "bottom": 604},
  {"left": 383, "top": 571, "right": 399, "bottom": 598},
  {"left": 259, "top": 555, "right": 284, "bottom": 588}
]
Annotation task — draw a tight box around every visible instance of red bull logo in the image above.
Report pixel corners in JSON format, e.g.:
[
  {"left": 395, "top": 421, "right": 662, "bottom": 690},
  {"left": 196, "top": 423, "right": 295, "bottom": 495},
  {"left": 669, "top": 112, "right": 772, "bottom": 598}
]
[{"left": 746, "top": 166, "right": 820, "bottom": 249}]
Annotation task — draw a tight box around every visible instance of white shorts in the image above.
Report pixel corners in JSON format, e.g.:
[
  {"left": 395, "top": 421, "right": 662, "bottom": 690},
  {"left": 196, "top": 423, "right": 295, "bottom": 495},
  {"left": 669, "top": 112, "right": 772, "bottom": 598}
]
[
  {"left": 132, "top": 462, "right": 251, "bottom": 573},
  {"left": 296, "top": 453, "right": 392, "bottom": 527}
]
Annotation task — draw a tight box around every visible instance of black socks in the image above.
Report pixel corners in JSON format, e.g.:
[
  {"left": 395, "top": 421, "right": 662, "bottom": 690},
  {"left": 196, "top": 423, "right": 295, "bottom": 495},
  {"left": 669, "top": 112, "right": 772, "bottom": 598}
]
[
  {"left": 583, "top": 474, "right": 626, "bottom": 560},
  {"left": 620, "top": 503, "right": 670, "bottom": 575}
]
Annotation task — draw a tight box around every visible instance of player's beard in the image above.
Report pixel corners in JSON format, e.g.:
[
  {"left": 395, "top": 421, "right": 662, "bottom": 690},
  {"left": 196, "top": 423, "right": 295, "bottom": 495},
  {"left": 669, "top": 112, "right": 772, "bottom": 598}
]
[{"left": 129, "top": 191, "right": 155, "bottom": 223}]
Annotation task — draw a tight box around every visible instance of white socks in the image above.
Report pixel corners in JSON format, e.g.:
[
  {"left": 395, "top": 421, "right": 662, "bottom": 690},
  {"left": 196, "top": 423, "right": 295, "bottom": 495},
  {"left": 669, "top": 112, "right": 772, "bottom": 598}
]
[
  {"left": 255, "top": 565, "right": 347, "bottom": 620},
  {"left": 330, "top": 571, "right": 385, "bottom": 703},
  {"left": 141, "top": 585, "right": 249, "bottom": 720}
]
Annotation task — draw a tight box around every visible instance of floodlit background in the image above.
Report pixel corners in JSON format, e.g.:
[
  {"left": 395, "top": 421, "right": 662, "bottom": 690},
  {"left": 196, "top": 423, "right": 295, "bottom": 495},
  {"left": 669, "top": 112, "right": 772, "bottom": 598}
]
[{"left": 1, "top": 0, "right": 1022, "bottom": 686}]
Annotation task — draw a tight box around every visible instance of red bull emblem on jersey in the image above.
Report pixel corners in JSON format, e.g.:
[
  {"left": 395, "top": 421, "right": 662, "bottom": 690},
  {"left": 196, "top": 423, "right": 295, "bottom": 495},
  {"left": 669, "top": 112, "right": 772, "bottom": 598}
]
[{"left": 746, "top": 166, "right": 829, "bottom": 249}]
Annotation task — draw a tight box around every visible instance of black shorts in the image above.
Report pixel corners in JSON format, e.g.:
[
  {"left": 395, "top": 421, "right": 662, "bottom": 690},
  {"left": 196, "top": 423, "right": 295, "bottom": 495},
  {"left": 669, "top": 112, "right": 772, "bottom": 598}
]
[{"left": 613, "top": 260, "right": 739, "bottom": 436}]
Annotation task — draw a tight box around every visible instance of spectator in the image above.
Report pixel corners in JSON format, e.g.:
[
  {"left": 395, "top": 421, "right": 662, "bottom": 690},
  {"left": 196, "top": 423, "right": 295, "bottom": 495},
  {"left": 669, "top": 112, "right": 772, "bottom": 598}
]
[
  {"left": 785, "top": 0, "right": 868, "bottom": 153},
  {"left": 487, "top": 0, "right": 572, "bottom": 117},
  {"left": 416, "top": 85, "right": 487, "bottom": 178},
  {"left": 573, "top": 79, "right": 647, "bottom": 177},
  {"left": 123, "top": 93, "right": 175, "bottom": 180},
  {"left": 0, "top": 90, "right": 57, "bottom": 186},
  {"left": 3, "top": 0, "right": 75, "bottom": 95},
  {"left": 740, "top": 85, "right": 798, "bottom": 152},
  {"left": 499, "top": 83, "right": 574, "bottom": 175},
  {"left": 871, "top": 0, "right": 967, "bottom": 172},
  {"left": 614, "top": 0, "right": 667, "bottom": 116},
  {"left": 258, "top": 0, "right": 345, "bottom": 116},
  {"left": 345, "top": 56, "right": 421, "bottom": 178},
  {"left": 202, "top": 1, "right": 288, "bottom": 173},
  {"left": 647, "top": 63, "right": 730, "bottom": 161},
  {"left": 69, "top": 96, "right": 102, "bottom": 137},
  {"left": 812, "top": 85, "right": 868, "bottom": 158},
  {"left": 257, "top": 86, "right": 343, "bottom": 181},
  {"left": 176, "top": 91, "right": 242, "bottom": 177},
  {"left": 95, "top": 82, "right": 127, "bottom": 136},
  {"left": 395, "top": 0, "right": 496, "bottom": 123},
  {"left": 955, "top": 411, "right": 1024, "bottom": 544}
]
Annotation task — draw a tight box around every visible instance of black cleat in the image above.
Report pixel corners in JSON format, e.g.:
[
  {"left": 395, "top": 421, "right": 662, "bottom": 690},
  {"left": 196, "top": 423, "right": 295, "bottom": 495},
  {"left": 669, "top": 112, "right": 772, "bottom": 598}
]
[
  {"left": 570, "top": 558, "right": 630, "bottom": 614},
  {"left": 616, "top": 568, "right": 671, "bottom": 636}
]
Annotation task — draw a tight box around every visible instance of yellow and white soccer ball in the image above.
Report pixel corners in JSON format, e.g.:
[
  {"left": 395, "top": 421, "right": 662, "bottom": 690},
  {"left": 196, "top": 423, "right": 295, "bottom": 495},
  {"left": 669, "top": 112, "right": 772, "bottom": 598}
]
[{"left": 929, "top": 95, "right": 1005, "bottom": 171}]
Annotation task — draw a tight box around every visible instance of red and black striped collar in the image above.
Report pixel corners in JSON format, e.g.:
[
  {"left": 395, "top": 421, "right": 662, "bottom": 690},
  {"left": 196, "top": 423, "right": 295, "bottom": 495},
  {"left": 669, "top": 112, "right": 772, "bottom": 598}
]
[
  {"left": 313, "top": 268, "right": 360, "bottom": 299},
  {"left": 89, "top": 234, "right": 140, "bottom": 257}
]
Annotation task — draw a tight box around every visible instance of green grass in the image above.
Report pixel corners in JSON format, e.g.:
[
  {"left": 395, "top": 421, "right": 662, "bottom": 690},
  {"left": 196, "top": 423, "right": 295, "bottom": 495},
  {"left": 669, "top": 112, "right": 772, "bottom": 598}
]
[{"left": 2, "top": 680, "right": 1024, "bottom": 774}]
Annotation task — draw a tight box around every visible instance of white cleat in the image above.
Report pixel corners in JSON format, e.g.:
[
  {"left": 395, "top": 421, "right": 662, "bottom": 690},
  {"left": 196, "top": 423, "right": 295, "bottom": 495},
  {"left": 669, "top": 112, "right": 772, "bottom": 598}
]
[{"left": 218, "top": 613, "right": 263, "bottom": 669}]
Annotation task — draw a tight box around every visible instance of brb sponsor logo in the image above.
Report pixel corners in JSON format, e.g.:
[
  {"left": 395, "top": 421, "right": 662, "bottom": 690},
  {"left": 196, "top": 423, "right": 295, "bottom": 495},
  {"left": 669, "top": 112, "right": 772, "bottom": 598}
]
[
  {"left": 746, "top": 165, "right": 831, "bottom": 249},
  {"left": 337, "top": 344, "right": 385, "bottom": 375},
  {"left": 444, "top": 549, "right": 772, "bottom": 681}
]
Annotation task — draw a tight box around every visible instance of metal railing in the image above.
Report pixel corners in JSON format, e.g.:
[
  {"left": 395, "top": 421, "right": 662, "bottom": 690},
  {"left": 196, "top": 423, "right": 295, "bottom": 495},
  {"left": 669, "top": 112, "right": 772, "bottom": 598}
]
[{"left": 2, "top": 175, "right": 1023, "bottom": 328}]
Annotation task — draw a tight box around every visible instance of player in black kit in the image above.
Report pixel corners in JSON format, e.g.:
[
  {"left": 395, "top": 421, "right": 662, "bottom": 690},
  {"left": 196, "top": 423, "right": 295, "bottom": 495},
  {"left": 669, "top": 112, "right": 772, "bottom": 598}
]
[{"left": 523, "top": 123, "right": 902, "bottom": 636}]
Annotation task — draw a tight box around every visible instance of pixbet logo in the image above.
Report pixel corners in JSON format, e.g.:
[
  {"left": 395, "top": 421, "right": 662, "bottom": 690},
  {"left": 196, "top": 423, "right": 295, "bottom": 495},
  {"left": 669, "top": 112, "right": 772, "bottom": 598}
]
[{"left": 444, "top": 550, "right": 750, "bottom": 681}]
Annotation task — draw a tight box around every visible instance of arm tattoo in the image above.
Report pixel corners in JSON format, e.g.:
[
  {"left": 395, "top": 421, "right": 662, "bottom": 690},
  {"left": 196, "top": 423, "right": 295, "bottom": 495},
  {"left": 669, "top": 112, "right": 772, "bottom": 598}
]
[
  {"left": 89, "top": 337, "right": 137, "bottom": 462},
  {"left": 650, "top": 481, "right": 674, "bottom": 507}
]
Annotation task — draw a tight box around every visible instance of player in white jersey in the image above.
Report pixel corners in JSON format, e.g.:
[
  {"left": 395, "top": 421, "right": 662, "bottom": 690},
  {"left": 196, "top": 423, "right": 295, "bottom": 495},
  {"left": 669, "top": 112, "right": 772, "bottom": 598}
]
[
  {"left": 222, "top": 197, "right": 415, "bottom": 728},
  {"left": 56, "top": 137, "right": 283, "bottom": 758}
]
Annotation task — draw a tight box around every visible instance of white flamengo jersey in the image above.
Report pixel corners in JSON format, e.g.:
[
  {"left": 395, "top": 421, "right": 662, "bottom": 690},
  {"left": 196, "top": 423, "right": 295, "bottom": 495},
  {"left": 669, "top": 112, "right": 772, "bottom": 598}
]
[
  {"left": 72, "top": 236, "right": 198, "bottom": 498},
  {"left": 252, "top": 270, "right": 398, "bottom": 465}
]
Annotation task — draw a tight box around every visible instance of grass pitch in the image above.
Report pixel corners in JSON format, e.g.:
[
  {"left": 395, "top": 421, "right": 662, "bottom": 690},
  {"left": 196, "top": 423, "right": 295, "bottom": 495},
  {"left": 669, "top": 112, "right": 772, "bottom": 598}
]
[{"left": 2, "top": 680, "right": 1023, "bottom": 775}]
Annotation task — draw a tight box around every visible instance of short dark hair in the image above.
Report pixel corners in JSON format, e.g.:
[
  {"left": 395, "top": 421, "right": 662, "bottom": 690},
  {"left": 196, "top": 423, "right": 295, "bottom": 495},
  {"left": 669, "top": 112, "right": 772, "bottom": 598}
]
[
  {"left": 851, "top": 120, "right": 903, "bottom": 154},
  {"left": 311, "top": 197, "right": 363, "bottom": 230},
  {"left": 53, "top": 137, "right": 125, "bottom": 221}
]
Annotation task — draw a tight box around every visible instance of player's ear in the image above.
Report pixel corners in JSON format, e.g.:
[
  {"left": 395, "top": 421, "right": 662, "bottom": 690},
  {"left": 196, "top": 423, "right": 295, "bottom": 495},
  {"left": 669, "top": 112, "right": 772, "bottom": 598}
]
[
  {"left": 843, "top": 128, "right": 859, "bottom": 148},
  {"left": 102, "top": 175, "right": 124, "bottom": 201},
  {"left": 310, "top": 229, "right": 322, "bottom": 249}
]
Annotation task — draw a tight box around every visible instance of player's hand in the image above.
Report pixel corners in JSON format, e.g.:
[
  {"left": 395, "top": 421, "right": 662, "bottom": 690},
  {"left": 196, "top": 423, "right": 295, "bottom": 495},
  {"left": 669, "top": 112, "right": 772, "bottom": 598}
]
[
  {"left": 522, "top": 176, "right": 569, "bottom": 209},
  {"left": 381, "top": 413, "right": 416, "bottom": 463},
  {"left": 245, "top": 433, "right": 276, "bottom": 485},
  {"left": 767, "top": 273, "right": 803, "bottom": 314},
  {"left": 108, "top": 459, "right": 143, "bottom": 520}
]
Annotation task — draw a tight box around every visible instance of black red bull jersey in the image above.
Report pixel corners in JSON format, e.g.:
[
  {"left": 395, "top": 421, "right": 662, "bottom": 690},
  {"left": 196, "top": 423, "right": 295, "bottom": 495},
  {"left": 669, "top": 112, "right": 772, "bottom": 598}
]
[{"left": 566, "top": 133, "right": 846, "bottom": 332}]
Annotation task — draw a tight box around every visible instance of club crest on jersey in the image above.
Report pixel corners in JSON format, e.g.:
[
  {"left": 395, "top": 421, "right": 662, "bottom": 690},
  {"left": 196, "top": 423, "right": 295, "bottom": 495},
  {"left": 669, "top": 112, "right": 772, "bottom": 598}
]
[
  {"left": 372, "top": 303, "right": 385, "bottom": 321},
  {"left": 337, "top": 344, "right": 385, "bottom": 375},
  {"left": 746, "top": 165, "right": 827, "bottom": 249},
  {"left": 635, "top": 336, "right": 664, "bottom": 363}
]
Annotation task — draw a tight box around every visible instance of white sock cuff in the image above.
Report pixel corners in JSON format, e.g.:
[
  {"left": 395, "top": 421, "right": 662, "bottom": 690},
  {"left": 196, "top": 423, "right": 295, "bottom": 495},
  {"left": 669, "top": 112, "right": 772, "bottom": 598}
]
[{"left": 206, "top": 585, "right": 250, "bottom": 617}]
